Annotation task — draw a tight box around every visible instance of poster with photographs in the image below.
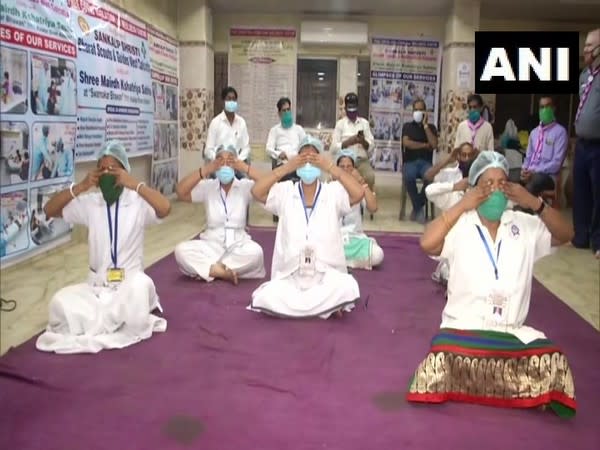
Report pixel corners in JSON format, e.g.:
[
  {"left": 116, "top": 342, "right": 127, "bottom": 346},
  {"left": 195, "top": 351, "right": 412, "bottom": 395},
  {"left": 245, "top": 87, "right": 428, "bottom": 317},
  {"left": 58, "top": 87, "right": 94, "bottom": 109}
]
[
  {"left": 151, "top": 159, "right": 178, "bottom": 197},
  {"left": 0, "top": 0, "right": 76, "bottom": 265},
  {"left": 149, "top": 26, "right": 179, "bottom": 195},
  {"left": 369, "top": 37, "right": 442, "bottom": 171}
]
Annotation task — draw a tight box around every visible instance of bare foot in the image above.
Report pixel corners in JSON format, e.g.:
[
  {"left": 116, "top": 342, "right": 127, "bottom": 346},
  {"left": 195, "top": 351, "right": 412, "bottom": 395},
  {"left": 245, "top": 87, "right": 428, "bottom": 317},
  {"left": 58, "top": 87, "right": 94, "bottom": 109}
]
[
  {"left": 595, "top": 250, "right": 600, "bottom": 260},
  {"left": 209, "top": 263, "right": 238, "bottom": 285},
  {"left": 223, "top": 265, "right": 239, "bottom": 285}
]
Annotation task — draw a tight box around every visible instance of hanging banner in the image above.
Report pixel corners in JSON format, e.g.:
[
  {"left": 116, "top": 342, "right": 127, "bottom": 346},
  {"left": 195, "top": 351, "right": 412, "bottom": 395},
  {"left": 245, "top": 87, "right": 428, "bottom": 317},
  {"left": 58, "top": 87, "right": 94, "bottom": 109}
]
[
  {"left": 228, "top": 28, "right": 297, "bottom": 150},
  {"left": 369, "top": 37, "right": 442, "bottom": 171},
  {"left": 69, "top": 0, "right": 153, "bottom": 161},
  {"left": 149, "top": 25, "right": 179, "bottom": 195},
  {"left": 1, "top": 0, "right": 77, "bottom": 264}
]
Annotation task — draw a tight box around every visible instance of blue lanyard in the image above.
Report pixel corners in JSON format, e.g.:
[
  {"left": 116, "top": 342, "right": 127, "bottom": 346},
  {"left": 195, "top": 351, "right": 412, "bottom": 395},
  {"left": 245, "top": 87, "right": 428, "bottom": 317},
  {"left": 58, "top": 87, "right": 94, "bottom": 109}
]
[
  {"left": 298, "top": 182, "right": 322, "bottom": 229},
  {"left": 106, "top": 199, "right": 119, "bottom": 268},
  {"left": 476, "top": 225, "right": 501, "bottom": 280},
  {"left": 219, "top": 187, "right": 228, "bottom": 221}
]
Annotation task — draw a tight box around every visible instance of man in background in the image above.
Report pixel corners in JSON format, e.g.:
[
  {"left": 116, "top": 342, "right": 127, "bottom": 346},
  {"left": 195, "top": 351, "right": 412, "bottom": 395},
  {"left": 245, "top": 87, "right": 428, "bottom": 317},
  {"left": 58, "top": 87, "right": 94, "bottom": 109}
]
[{"left": 454, "top": 94, "right": 494, "bottom": 152}]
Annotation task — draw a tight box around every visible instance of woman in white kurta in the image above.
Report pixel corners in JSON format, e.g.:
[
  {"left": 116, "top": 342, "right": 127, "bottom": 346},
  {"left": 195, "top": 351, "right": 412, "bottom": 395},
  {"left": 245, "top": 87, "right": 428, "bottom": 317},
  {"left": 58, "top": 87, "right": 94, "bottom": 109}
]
[
  {"left": 174, "top": 145, "right": 265, "bottom": 284},
  {"left": 424, "top": 142, "right": 477, "bottom": 283},
  {"left": 409, "top": 151, "right": 576, "bottom": 417},
  {"left": 36, "top": 141, "right": 171, "bottom": 354},
  {"left": 336, "top": 149, "right": 384, "bottom": 269},
  {"left": 249, "top": 136, "right": 365, "bottom": 319}
]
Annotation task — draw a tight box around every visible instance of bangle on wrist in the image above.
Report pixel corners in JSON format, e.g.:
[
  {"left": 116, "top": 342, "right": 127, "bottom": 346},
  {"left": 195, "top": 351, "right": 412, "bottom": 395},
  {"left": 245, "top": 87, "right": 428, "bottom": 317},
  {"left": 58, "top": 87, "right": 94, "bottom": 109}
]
[
  {"left": 69, "top": 182, "right": 77, "bottom": 199},
  {"left": 534, "top": 197, "right": 546, "bottom": 215},
  {"left": 136, "top": 182, "right": 146, "bottom": 194}
]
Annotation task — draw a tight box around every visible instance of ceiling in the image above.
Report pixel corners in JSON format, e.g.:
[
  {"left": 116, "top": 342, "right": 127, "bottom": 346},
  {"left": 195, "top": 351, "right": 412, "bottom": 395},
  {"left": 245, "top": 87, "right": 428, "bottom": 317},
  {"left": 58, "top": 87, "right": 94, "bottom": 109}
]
[{"left": 208, "top": 0, "right": 600, "bottom": 22}]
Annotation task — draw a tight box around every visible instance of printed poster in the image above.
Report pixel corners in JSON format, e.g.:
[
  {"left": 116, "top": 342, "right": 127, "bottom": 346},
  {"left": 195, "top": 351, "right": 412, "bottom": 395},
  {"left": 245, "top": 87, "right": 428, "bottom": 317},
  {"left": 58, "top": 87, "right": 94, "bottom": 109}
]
[
  {"left": 228, "top": 28, "right": 297, "bottom": 148},
  {"left": 149, "top": 25, "right": 178, "bottom": 196},
  {"left": 69, "top": 0, "right": 154, "bottom": 161},
  {"left": 369, "top": 37, "right": 442, "bottom": 171},
  {"left": 0, "top": 0, "right": 77, "bottom": 264}
]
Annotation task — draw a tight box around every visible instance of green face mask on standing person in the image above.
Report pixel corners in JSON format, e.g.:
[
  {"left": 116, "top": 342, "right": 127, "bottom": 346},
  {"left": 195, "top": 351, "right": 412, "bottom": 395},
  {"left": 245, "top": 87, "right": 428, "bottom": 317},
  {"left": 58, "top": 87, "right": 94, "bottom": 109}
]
[
  {"left": 98, "top": 174, "right": 123, "bottom": 206},
  {"left": 477, "top": 190, "right": 508, "bottom": 222},
  {"left": 539, "top": 107, "right": 555, "bottom": 125},
  {"left": 281, "top": 110, "right": 294, "bottom": 129}
]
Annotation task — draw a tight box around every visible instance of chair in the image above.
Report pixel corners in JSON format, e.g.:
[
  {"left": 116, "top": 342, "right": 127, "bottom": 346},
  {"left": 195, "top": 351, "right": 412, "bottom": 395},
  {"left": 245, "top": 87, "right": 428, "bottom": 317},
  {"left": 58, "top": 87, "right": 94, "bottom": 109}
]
[
  {"left": 541, "top": 169, "right": 563, "bottom": 209},
  {"left": 399, "top": 178, "right": 434, "bottom": 221}
]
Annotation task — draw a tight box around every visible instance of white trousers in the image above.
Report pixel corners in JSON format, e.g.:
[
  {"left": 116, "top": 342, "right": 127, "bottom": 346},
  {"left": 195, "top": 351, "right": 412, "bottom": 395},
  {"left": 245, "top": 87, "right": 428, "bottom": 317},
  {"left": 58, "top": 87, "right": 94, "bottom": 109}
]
[
  {"left": 36, "top": 271, "right": 166, "bottom": 354},
  {"left": 249, "top": 269, "right": 360, "bottom": 319},
  {"left": 174, "top": 238, "right": 265, "bottom": 282}
]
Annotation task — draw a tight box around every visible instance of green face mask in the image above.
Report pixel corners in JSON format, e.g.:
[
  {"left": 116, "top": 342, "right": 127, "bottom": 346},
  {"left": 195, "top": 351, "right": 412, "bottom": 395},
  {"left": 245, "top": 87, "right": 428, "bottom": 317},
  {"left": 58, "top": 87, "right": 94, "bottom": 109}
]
[
  {"left": 281, "top": 110, "right": 293, "bottom": 129},
  {"left": 98, "top": 174, "right": 123, "bottom": 206},
  {"left": 538, "top": 107, "right": 555, "bottom": 125},
  {"left": 477, "top": 190, "right": 508, "bottom": 222}
]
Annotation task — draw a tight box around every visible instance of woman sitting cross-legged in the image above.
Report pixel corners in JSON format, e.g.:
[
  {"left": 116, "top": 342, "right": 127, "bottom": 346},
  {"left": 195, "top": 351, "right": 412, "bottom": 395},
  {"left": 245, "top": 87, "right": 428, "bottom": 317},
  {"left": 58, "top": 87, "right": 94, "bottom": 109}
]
[
  {"left": 408, "top": 151, "right": 577, "bottom": 418},
  {"left": 174, "top": 144, "right": 265, "bottom": 284},
  {"left": 249, "top": 136, "right": 364, "bottom": 319},
  {"left": 336, "top": 149, "right": 384, "bottom": 270},
  {"left": 36, "top": 141, "right": 171, "bottom": 354}
]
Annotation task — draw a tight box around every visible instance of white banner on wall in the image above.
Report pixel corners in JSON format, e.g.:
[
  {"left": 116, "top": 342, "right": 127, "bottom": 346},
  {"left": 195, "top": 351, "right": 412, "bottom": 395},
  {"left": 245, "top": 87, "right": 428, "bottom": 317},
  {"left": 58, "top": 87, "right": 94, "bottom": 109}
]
[
  {"left": 0, "top": 0, "right": 77, "bottom": 264},
  {"left": 0, "top": 0, "right": 179, "bottom": 266},
  {"left": 228, "top": 27, "right": 297, "bottom": 149},
  {"left": 369, "top": 37, "right": 442, "bottom": 171}
]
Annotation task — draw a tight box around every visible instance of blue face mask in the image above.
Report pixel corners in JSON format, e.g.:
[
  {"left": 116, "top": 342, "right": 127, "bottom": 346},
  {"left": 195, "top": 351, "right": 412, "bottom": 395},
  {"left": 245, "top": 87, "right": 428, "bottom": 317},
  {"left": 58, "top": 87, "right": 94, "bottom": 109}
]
[
  {"left": 216, "top": 166, "right": 235, "bottom": 184},
  {"left": 224, "top": 100, "right": 238, "bottom": 113},
  {"left": 296, "top": 163, "right": 321, "bottom": 185}
]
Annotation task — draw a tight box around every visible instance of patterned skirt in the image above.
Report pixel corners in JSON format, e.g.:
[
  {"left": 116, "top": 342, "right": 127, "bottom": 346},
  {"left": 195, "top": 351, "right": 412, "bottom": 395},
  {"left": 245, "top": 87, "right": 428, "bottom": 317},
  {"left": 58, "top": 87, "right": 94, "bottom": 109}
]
[{"left": 406, "top": 329, "right": 576, "bottom": 418}]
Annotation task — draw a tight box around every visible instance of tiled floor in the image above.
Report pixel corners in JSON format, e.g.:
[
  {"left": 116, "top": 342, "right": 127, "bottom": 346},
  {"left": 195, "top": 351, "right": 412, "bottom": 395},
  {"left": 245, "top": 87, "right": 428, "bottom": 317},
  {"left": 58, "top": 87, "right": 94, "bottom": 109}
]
[{"left": 1, "top": 170, "right": 598, "bottom": 354}]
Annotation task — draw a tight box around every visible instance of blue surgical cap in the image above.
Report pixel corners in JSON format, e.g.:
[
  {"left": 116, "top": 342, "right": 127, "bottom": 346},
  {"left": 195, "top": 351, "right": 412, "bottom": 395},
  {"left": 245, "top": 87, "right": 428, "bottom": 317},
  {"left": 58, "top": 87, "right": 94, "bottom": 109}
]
[
  {"left": 468, "top": 150, "right": 509, "bottom": 186},
  {"left": 298, "top": 135, "right": 323, "bottom": 154},
  {"left": 337, "top": 148, "right": 356, "bottom": 164},
  {"left": 97, "top": 140, "right": 131, "bottom": 172},
  {"left": 215, "top": 144, "right": 237, "bottom": 157}
]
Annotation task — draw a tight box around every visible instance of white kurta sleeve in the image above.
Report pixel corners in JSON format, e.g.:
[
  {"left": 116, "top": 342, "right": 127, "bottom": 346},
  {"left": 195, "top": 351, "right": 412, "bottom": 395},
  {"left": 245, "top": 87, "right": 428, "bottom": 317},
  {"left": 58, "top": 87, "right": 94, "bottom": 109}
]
[
  {"left": 518, "top": 212, "right": 552, "bottom": 261},
  {"left": 297, "top": 125, "right": 307, "bottom": 143},
  {"left": 62, "top": 194, "right": 92, "bottom": 226},
  {"left": 330, "top": 120, "right": 344, "bottom": 154},
  {"left": 425, "top": 182, "right": 463, "bottom": 211},
  {"left": 440, "top": 213, "right": 464, "bottom": 261},
  {"left": 190, "top": 180, "right": 210, "bottom": 203},
  {"left": 454, "top": 122, "right": 469, "bottom": 148},
  {"left": 265, "top": 126, "right": 278, "bottom": 160},
  {"left": 238, "top": 119, "right": 251, "bottom": 162},
  {"left": 204, "top": 119, "right": 218, "bottom": 160},
  {"left": 264, "top": 181, "right": 291, "bottom": 216},
  {"left": 330, "top": 181, "right": 351, "bottom": 217},
  {"left": 239, "top": 179, "right": 255, "bottom": 202},
  {"left": 142, "top": 195, "right": 162, "bottom": 226}
]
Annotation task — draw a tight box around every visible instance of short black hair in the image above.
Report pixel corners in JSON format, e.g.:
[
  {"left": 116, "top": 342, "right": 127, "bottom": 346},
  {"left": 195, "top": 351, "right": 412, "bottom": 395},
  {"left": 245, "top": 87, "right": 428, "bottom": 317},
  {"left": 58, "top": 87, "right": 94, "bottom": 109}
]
[
  {"left": 221, "top": 86, "right": 238, "bottom": 101},
  {"left": 277, "top": 97, "right": 291, "bottom": 111},
  {"left": 467, "top": 94, "right": 483, "bottom": 107},
  {"left": 413, "top": 98, "right": 426, "bottom": 109}
]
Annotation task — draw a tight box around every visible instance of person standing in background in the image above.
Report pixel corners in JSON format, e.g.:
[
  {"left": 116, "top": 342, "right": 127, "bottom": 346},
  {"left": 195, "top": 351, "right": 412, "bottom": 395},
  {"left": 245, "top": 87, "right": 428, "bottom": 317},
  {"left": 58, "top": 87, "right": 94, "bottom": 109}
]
[
  {"left": 572, "top": 28, "right": 600, "bottom": 259},
  {"left": 331, "top": 93, "right": 376, "bottom": 190},
  {"left": 454, "top": 94, "right": 495, "bottom": 152},
  {"left": 204, "top": 87, "right": 251, "bottom": 167}
]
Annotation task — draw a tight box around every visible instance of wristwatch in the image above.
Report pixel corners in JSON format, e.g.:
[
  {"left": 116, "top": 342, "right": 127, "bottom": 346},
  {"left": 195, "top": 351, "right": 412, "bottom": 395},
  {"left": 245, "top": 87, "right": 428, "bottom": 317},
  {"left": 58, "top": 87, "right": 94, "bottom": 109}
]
[{"left": 534, "top": 197, "right": 546, "bottom": 215}]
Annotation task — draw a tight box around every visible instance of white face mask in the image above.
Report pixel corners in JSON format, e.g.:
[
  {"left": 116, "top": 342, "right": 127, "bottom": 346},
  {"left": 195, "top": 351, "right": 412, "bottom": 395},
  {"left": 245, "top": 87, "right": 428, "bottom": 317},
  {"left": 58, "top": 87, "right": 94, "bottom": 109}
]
[{"left": 413, "top": 111, "right": 424, "bottom": 123}]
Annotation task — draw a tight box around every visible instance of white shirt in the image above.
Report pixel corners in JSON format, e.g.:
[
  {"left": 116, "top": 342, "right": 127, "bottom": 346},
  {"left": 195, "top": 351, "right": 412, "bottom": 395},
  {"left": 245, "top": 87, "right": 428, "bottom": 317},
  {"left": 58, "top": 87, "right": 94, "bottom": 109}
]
[
  {"left": 425, "top": 164, "right": 464, "bottom": 212},
  {"left": 264, "top": 180, "right": 351, "bottom": 279},
  {"left": 190, "top": 178, "right": 254, "bottom": 243},
  {"left": 265, "top": 123, "right": 306, "bottom": 160},
  {"left": 331, "top": 117, "right": 375, "bottom": 159},
  {"left": 454, "top": 120, "right": 495, "bottom": 151},
  {"left": 62, "top": 189, "right": 160, "bottom": 285},
  {"left": 341, "top": 201, "right": 366, "bottom": 238},
  {"left": 440, "top": 209, "right": 553, "bottom": 343},
  {"left": 204, "top": 111, "right": 251, "bottom": 161}
]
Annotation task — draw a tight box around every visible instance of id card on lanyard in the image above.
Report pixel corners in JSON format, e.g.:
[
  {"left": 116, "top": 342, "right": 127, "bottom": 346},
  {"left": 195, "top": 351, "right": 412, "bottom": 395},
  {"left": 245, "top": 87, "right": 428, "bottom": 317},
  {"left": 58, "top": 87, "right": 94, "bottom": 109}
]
[
  {"left": 106, "top": 200, "right": 124, "bottom": 283},
  {"left": 298, "top": 182, "right": 322, "bottom": 277},
  {"left": 476, "top": 225, "right": 508, "bottom": 325},
  {"left": 220, "top": 187, "right": 236, "bottom": 248}
]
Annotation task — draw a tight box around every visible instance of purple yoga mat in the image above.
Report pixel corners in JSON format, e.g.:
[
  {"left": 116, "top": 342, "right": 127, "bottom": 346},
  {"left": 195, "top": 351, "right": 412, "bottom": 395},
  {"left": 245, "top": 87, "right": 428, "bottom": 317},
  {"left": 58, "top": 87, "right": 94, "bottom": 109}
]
[{"left": 1, "top": 228, "right": 599, "bottom": 450}]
